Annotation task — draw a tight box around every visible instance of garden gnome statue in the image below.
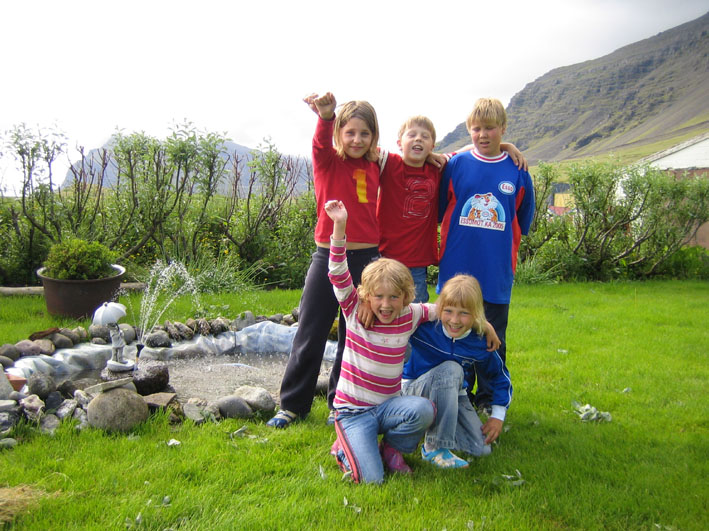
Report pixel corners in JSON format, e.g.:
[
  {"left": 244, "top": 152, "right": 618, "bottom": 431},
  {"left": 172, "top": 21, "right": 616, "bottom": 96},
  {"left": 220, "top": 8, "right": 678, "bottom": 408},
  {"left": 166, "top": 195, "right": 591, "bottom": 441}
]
[{"left": 106, "top": 322, "right": 134, "bottom": 372}]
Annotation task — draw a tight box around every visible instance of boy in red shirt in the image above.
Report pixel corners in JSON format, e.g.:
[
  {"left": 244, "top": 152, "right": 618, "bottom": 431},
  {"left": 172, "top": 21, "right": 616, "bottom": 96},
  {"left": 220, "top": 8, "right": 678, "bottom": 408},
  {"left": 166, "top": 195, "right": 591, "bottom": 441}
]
[{"left": 377, "top": 116, "right": 525, "bottom": 303}]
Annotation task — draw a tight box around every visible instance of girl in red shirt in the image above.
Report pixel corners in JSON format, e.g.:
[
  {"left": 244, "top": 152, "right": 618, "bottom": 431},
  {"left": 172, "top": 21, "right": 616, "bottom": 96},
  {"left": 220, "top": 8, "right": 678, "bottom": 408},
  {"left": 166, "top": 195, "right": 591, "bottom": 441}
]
[{"left": 268, "top": 92, "right": 382, "bottom": 428}]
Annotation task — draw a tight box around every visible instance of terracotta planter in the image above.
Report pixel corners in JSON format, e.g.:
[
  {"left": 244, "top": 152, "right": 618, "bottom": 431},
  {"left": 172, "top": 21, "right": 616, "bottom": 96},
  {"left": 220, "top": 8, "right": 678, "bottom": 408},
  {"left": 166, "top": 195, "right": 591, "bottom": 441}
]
[{"left": 36, "top": 264, "right": 126, "bottom": 319}]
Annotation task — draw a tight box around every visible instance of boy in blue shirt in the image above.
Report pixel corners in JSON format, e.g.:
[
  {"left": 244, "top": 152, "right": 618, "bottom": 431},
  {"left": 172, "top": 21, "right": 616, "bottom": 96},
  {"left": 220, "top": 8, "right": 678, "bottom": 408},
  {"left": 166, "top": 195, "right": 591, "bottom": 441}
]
[{"left": 438, "top": 98, "right": 534, "bottom": 410}]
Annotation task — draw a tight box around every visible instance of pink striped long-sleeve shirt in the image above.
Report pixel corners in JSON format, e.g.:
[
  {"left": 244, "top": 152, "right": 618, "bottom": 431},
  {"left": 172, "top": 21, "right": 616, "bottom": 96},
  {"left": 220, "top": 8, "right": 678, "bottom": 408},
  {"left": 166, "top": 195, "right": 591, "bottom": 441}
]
[{"left": 328, "top": 237, "right": 436, "bottom": 411}]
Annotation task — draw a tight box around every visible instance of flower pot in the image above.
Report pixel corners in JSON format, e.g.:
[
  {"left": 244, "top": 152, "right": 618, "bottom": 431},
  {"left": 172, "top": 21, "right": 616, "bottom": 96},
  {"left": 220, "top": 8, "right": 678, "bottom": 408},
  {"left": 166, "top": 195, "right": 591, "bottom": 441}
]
[{"left": 36, "top": 264, "right": 126, "bottom": 319}]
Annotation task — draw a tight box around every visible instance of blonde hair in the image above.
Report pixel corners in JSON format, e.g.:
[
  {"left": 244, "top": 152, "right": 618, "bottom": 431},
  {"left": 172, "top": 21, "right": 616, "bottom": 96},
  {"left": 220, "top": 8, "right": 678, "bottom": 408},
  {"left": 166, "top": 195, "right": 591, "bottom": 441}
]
[
  {"left": 436, "top": 274, "right": 487, "bottom": 336},
  {"left": 398, "top": 115, "right": 436, "bottom": 144},
  {"left": 333, "top": 100, "right": 380, "bottom": 162},
  {"left": 466, "top": 98, "right": 507, "bottom": 132},
  {"left": 357, "top": 258, "right": 415, "bottom": 307}
]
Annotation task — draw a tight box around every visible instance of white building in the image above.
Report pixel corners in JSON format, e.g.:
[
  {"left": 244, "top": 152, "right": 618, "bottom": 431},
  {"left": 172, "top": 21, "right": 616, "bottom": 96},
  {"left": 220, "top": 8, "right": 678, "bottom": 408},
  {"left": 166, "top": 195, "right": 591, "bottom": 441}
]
[{"left": 637, "top": 132, "right": 709, "bottom": 248}]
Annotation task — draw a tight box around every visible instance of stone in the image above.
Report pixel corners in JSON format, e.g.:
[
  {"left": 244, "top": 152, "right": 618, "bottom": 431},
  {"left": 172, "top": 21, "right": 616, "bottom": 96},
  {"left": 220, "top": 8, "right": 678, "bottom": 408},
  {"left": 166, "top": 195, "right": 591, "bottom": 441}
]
[
  {"left": 291, "top": 307, "right": 300, "bottom": 322},
  {"left": 39, "top": 414, "right": 60, "bottom": 434},
  {"left": 0, "top": 437, "right": 17, "bottom": 449},
  {"left": 0, "top": 411, "right": 19, "bottom": 434},
  {"left": 57, "top": 380, "right": 78, "bottom": 399},
  {"left": 165, "top": 321, "right": 182, "bottom": 341},
  {"left": 72, "top": 407, "right": 89, "bottom": 430},
  {"left": 34, "top": 339, "right": 55, "bottom": 355},
  {"left": 174, "top": 322, "right": 194, "bottom": 341},
  {"left": 84, "top": 378, "right": 135, "bottom": 396},
  {"left": 133, "top": 363, "right": 170, "bottom": 395},
  {"left": 44, "top": 391, "right": 64, "bottom": 412},
  {"left": 73, "top": 326, "right": 88, "bottom": 340},
  {"left": 145, "top": 330, "right": 171, "bottom": 348},
  {"left": 89, "top": 324, "right": 111, "bottom": 342},
  {"left": 167, "top": 345, "right": 210, "bottom": 360},
  {"left": 0, "top": 356, "right": 15, "bottom": 369},
  {"left": 231, "top": 310, "right": 256, "bottom": 331},
  {"left": 91, "top": 337, "right": 108, "bottom": 345},
  {"left": 209, "top": 318, "right": 230, "bottom": 335},
  {"left": 215, "top": 395, "right": 253, "bottom": 419},
  {"left": 74, "top": 389, "right": 92, "bottom": 407},
  {"left": 49, "top": 333, "right": 73, "bottom": 350},
  {"left": 55, "top": 399, "right": 78, "bottom": 420},
  {"left": 15, "top": 339, "right": 41, "bottom": 357},
  {"left": 196, "top": 318, "right": 211, "bottom": 336},
  {"left": 182, "top": 402, "right": 207, "bottom": 424},
  {"left": 0, "top": 344, "right": 20, "bottom": 362},
  {"left": 9, "top": 391, "right": 26, "bottom": 402},
  {"left": 27, "top": 372, "right": 56, "bottom": 400},
  {"left": 282, "top": 314, "right": 296, "bottom": 326},
  {"left": 0, "top": 372, "right": 14, "bottom": 400},
  {"left": 20, "top": 394, "right": 45, "bottom": 421},
  {"left": 59, "top": 328, "right": 81, "bottom": 345},
  {"left": 233, "top": 385, "right": 276, "bottom": 412},
  {"left": 119, "top": 323, "right": 136, "bottom": 344},
  {"left": 315, "top": 375, "right": 329, "bottom": 396},
  {"left": 87, "top": 388, "right": 149, "bottom": 432},
  {"left": 268, "top": 313, "right": 284, "bottom": 324},
  {"left": 0, "top": 400, "right": 19, "bottom": 413},
  {"left": 142, "top": 392, "right": 176, "bottom": 410}
]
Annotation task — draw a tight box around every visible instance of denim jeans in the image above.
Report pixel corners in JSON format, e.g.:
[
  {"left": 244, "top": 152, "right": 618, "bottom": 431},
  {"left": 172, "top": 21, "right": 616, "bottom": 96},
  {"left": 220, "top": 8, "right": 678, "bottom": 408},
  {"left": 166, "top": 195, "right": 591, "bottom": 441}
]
[
  {"left": 409, "top": 266, "right": 429, "bottom": 303},
  {"left": 334, "top": 395, "right": 434, "bottom": 484},
  {"left": 402, "top": 361, "right": 491, "bottom": 457}
]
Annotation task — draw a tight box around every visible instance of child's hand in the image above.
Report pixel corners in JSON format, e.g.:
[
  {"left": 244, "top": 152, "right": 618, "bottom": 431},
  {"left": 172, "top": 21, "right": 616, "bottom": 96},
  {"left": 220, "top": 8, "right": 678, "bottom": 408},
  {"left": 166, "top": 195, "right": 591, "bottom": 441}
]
[
  {"left": 357, "top": 298, "right": 375, "bottom": 328},
  {"left": 482, "top": 417, "right": 503, "bottom": 444},
  {"left": 484, "top": 321, "right": 501, "bottom": 351},
  {"left": 501, "top": 143, "right": 528, "bottom": 171},
  {"left": 324, "top": 200, "right": 347, "bottom": 223},
  {"left": 426, "top": 152, "right": 449, "bottom": 169},
  {"left": 304, "top": 92, "right": 336, "bottom": 120}
]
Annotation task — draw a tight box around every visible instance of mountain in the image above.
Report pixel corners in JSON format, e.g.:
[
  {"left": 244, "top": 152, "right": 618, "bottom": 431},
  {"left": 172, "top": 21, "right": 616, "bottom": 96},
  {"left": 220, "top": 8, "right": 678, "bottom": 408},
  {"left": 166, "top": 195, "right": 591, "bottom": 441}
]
[
  {"left": 437, "top": 12, "right": 709, "bottom": 164},
  {"left": 61, "top": 139, "right": 311, "bottom": 194}
]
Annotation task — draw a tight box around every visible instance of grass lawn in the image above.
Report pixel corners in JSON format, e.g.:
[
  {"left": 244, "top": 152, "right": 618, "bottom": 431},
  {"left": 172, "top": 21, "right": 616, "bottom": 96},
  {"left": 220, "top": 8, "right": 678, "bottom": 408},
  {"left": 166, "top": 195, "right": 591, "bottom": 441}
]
[{"left": 1, "top": 280, "right": 707, "bottom": 529}]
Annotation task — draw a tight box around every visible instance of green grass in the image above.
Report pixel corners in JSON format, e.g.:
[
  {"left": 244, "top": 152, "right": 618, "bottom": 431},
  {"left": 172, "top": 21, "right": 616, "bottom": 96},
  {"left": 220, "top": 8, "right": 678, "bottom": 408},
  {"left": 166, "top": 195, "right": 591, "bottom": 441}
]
[{"left": 2, "top": 281, "right": 708, "bottom": 529}]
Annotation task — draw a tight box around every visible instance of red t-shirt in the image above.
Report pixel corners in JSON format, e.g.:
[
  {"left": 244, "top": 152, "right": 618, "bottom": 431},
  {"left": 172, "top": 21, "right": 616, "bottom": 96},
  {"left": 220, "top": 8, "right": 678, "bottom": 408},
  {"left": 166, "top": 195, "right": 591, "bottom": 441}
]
[
  {"left": 377, "top": 153, "right": 441, "bottom": 267},
  {"left": 312, "top": 117, "right": 380, "bottom": 245}
]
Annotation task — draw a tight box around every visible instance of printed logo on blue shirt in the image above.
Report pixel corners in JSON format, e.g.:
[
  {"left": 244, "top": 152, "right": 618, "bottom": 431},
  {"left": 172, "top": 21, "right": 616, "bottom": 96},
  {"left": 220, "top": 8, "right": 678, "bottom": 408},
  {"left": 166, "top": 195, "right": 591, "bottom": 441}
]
[
  {"left": 499, "top": 181, "right": 515, "bottom": 195},
  {"left": 459, "top": 193, "right": 506, "bottom": 231}
]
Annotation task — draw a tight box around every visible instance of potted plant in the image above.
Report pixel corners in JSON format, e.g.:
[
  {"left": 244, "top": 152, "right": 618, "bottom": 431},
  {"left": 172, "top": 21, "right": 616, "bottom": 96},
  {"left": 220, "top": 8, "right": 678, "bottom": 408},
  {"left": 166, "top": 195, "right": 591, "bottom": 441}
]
[{"left": 36, "top": 238, "right": 126, "bottom": 319}]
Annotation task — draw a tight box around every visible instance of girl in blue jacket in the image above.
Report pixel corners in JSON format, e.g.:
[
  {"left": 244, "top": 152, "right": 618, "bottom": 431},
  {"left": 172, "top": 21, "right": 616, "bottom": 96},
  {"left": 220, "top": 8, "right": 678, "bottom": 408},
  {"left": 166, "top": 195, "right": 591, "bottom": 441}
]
[{"left": 402, "top": 274, "right": 512, "bottom": 468}]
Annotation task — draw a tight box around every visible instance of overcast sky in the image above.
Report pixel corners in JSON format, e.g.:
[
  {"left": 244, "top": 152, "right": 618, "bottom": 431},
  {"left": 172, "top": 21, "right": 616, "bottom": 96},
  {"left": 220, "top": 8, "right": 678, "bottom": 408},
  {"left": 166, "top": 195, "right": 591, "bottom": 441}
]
[{"left": 1, "top": 0, "right": 707, "bottom": 193}]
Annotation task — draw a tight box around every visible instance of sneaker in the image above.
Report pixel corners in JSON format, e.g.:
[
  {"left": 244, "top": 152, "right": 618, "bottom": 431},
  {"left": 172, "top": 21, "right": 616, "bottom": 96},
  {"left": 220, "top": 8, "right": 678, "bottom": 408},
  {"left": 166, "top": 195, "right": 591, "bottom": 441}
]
[
  {"left": 335, "top": 447, "right": 353, "bottom": 479},
  {"left": 380, "top": 441, "right": 412, "bottom": 475},
  {"left": 326, "top": 410, "right": 336, "bottom": 425},
  {"left": 421, "top": 446, "right": 469, "bottom": 469},
  {"left": 266, "top": 409, "right": 297, "bottom": 429}
]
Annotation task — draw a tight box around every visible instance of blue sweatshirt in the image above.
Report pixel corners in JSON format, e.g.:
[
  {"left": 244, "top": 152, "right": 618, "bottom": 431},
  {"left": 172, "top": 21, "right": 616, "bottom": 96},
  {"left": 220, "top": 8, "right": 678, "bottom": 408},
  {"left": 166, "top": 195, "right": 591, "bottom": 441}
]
[{"left": 403, "top": 321, "right": 513, "bottom": 418}]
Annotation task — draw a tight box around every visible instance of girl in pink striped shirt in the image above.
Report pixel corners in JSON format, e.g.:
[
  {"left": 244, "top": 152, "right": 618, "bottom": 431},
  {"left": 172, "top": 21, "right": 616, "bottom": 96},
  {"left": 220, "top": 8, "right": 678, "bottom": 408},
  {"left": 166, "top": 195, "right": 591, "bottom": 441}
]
[{"left": 324, "top": 200, "right": 436, "bottom": 484}]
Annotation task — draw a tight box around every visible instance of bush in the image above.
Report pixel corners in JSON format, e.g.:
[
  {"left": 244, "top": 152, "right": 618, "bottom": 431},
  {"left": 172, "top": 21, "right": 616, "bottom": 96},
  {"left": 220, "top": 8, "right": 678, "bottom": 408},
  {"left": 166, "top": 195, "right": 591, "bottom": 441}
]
[
  {"left": 655, "top": 246, "right": 709, "bottom": 280},
  {"left": 42, "top": 239, "right": 117, "bottom": 280}
]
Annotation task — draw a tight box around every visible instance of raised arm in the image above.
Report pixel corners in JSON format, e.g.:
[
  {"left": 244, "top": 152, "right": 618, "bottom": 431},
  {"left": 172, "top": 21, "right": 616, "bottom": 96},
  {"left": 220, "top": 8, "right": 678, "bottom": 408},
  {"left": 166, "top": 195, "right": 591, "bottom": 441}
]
[{"left": 324, "top": 199, "right": 347, "bottom": 239}]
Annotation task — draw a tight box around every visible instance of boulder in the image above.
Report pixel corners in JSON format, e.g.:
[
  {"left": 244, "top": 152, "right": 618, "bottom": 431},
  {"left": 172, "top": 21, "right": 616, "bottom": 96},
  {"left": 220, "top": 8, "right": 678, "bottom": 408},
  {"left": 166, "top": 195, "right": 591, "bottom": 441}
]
[
  {"left": 14, "top": 339, "right": 41, "bottom": 358},
  {"left": 233, "top": 386, "right": 276, "bottom": 412},
  {"left": 0, "top": 372, "right": 14, "bottom": 400},
  {"left": 27, "top": 372, "right": 56, "bottom": 400},
  {"left": 19, "top": 394, "right": 45, "bottom": 421},
  {"left": 0, "top": 344, "right": 20, "bottom": 362},
  {"left": 133, "top": 363, "right": 170, "bottom": 395},
  {"left": 87, "top": 388, "right": 149, "bottom": 432},
  {"left": 215, "top": 395, "right": 253, "bottom": 419},
  {"left": 49, "top": 333, "right": 74, "bottom": 350}
]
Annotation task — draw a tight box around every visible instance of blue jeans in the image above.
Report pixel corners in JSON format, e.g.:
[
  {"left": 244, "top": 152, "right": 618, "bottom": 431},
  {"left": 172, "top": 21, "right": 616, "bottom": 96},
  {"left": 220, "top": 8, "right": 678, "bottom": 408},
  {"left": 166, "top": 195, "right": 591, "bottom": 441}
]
[
  {"left": 409, "top": 267, "right": 429, "bottom": 303},
  {"left": 402, "top": 361, "right": 491, "bottom": 457},
  {"left": 334, "top": 395, "right": 434, "bottom": 484}
]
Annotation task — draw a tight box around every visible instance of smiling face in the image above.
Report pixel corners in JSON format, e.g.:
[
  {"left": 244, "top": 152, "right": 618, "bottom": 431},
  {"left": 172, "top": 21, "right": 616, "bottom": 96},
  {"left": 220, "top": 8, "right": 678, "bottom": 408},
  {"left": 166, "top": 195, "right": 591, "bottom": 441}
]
[
  {"left": 440, "top": 304, "right": 475, "bottom": 339},
  {"left": 469, "top": 120, "right": 505, "bottom": 157},
  {"left": 398, "top": 124, "right": 435, "bottom": 167},
  {"left": 367, "top": 282, "right": 405, "bottom": 324},
  {"left": 339, "top": 117, "right": 373, "bottom": 159}
]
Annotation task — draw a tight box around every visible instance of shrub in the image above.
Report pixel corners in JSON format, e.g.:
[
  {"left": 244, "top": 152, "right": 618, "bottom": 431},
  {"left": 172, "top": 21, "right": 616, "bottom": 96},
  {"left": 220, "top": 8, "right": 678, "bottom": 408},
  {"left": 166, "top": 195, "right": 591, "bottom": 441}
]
[{"left": 42, "top": 239, "right": 117, "bottom": 280}]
